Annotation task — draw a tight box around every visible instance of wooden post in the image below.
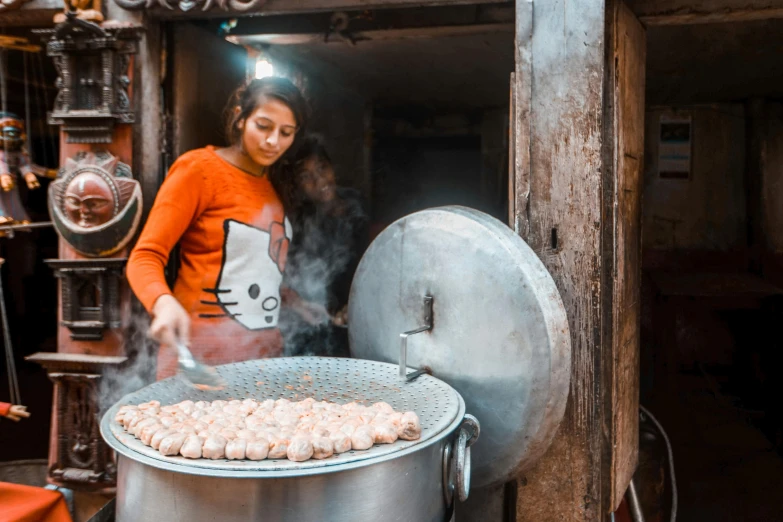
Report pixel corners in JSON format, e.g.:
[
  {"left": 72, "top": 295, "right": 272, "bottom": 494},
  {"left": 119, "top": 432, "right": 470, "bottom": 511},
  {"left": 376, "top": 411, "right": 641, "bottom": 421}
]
[
  {"left": 513, "top": 0, "right": 606, "bottom": 517},
  {"left": 515, "top": 0, "right": 606, "bottom": 521},
  {"left": 512, "top": 0, "right": 645, "bottom": 519},
  {"left": 604, "top": 1, "right": 645, "bottom": 511},
  {"left": 35, "top": 6, "right": 161, "bottom": 492}
]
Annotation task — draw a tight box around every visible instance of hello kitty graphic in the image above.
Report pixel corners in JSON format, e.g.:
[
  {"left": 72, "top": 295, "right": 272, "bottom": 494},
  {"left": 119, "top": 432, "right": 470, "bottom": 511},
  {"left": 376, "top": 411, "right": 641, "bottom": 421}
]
[{"left": 200, "top": 218, "right": 292, "bottom": 330}]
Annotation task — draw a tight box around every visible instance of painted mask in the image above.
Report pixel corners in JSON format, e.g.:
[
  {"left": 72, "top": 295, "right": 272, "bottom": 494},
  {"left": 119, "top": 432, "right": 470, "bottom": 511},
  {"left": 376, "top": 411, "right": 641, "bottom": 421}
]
[{"left": 64, "top": 172, "right": 116, "bottom": 227}]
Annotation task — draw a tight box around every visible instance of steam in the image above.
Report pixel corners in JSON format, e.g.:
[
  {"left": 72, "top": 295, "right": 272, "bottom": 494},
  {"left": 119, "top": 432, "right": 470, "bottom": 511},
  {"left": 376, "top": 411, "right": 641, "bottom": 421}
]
[
  {"left": 98, "top": 300, "right": 157, "bottom": 414},
  {"left": 97, "top": 189, "right": 368, "bottom": 410},
  {"left": 280, "top": 186, "right": 367, "bottom": 358}
]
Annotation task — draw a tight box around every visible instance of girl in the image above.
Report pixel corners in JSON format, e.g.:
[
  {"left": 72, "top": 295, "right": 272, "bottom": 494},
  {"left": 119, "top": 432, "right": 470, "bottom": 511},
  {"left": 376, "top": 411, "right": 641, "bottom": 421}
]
[
  {"left": 280, "top": 135, "right": 368, "bottom": 357},
  {"left": 128, "top": 77, "right": 322, "bottom": 380}
]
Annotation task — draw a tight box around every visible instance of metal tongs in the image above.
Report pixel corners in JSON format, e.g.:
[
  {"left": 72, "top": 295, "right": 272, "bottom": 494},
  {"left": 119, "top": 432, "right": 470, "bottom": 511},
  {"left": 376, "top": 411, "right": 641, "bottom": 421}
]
[{"left": 175, "top": 343, "right": 226, "bottom": 391}]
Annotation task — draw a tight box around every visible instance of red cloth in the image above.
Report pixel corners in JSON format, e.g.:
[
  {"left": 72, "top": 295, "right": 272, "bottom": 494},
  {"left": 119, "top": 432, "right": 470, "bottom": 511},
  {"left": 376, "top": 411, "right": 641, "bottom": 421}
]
[
  {"left": 0, "top": 402, "right": 10, "bottom": 416},
  {"left": 0, "top": 482, "right": 72, "bottom": 522}
]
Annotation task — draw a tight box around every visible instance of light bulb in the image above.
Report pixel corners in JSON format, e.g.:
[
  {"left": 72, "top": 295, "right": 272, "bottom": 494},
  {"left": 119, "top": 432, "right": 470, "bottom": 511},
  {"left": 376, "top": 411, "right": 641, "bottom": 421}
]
[{"left": 255, "top": 59, "right": 274, "bottom": 79}]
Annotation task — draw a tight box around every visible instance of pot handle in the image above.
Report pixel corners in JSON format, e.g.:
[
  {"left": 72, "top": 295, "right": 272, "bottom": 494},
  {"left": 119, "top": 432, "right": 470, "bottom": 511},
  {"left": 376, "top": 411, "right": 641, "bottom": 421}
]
[
  {"left": 444, "top": 414, "right": 480, "bottom": 505},
  {"left": 442, "top": 440, "right": 454, "bottom": 507}
]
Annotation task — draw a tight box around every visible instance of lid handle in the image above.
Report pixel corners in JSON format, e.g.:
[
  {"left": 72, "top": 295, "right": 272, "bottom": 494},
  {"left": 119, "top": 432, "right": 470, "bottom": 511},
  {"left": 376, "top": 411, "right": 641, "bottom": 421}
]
[{"left": 399, "top": 295, "right": 433, "bottom": 381}]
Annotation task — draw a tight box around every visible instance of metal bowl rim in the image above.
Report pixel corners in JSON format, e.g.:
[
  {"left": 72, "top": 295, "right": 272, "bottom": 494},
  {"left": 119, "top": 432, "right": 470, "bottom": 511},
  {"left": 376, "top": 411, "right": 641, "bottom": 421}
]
[
  {"left": 103, "top": 394, "right": 466, "bottom": 479},
  {"left": 100, "top": 358, "right": 468, "bottom": 479}
]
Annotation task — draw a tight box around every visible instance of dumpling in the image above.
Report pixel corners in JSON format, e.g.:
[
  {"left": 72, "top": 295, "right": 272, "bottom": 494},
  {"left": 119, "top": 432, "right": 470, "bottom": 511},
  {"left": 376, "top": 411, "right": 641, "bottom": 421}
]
[
  {"left": 330, "top": 431, "right": 352, "bottom": 454},
  {"left": 311, "top": 437, "right": 334, "bottom": 460},
  {"left": 246, "top": 438, "right": 269, "bottom": 461},
  {"left": 202, "top": 435, "right": 228, "bottom": 460},
  {"left": 398, "top": 412, "right": 422, "bottom": 440},
  {"left": 373, "top": 423, "right": 399, "bottom": 444},
  {"left": 351, "top": 426, "right": 374, "bottom": 451},
  {"left": 287, "top": 437, "right": 314, "bottom": 462},
  {"left": 180, "top": 435, "right": 204, "bottom": 459},
  {"left": 219, "top": 429, "right": 238, "bottom": 441},
  {"left": 235, "top": 429, "right": 257, "bottom": 441},
  {"left": 268, "top": 438, "right": 290, "bottom": 459},
  {"left": 140, "top": 423, "right": 164, "bottom": 446},
  {"left": 151, "top": 429, "right": 175, "bottom": 450},
  {"left": 115, "top": 406, "right": 138, "bottom": 423},
  {"left": 159, "top": 433, "right": 187, "bottom": 456},
  {"left": 130, "top": 416, "right": 157, "bottom": 436},
  {"left": 340, "top": 423, "right": 357, "bottom": 436},
  {"left": 226, "top": 438, "right": 247, "bottom": 460}
]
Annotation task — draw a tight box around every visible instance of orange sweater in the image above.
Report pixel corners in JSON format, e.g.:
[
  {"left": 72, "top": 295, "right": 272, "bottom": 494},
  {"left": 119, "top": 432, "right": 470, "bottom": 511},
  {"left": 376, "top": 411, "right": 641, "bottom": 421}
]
[{"left": 127, "top": 147, "right": 291, "bottom": 379}]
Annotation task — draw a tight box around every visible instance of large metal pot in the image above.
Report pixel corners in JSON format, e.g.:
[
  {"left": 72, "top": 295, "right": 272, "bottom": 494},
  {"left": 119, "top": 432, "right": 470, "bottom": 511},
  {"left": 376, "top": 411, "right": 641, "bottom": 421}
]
[{"left": 101, "top": 357, "right": 479, "bottom": 522}]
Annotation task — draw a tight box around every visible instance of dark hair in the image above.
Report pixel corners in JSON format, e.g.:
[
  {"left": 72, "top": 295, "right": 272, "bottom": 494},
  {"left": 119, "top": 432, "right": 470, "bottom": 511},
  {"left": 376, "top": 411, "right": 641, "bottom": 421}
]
[
  {"left": 224, "top": 77, "right": 310, "bottom": 210},
  {"left": 293, "top": 134, "right": 331, "bottom": 168},
  {"left": 224, "top": 77, "right": 309, "bottom": 144},
  {"left": 279, "top": 134, "right": 336, "bottom": 213}
]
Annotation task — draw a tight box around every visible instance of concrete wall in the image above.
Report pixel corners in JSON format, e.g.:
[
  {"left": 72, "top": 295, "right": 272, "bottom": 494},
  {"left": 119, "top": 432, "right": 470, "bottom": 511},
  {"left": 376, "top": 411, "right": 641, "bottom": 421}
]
[{"left": 643, "top": 105, "right": 747, "bottom": 251}]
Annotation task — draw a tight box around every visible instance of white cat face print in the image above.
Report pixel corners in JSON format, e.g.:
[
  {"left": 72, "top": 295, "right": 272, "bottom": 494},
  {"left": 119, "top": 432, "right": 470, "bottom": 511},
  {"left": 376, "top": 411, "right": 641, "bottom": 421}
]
[{"left": 202, "top": 218, "right": 292, "bottom": 330}]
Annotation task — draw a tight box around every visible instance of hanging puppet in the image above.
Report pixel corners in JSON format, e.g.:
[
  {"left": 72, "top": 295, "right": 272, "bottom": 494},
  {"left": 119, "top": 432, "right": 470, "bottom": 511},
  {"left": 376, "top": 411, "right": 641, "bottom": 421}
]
[{"left": 0, "top": 112, "right": 53, "bottom": 226}]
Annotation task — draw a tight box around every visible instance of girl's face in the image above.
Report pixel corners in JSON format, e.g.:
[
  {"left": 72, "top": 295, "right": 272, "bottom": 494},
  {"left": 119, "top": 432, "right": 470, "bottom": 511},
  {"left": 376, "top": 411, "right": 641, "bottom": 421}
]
[
  {"left": 299, "top": 158, "right": 336, "bottom": 203},
  {"left": 238, "top": 98, "right": 298, "bottom": 168}
]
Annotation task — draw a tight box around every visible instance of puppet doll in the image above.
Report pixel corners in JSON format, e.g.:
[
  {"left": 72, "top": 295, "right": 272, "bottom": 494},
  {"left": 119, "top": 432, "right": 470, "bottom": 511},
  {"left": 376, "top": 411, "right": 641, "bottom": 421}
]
[{"left": 0, "top": 112, "right": 54, "bottom": 227}]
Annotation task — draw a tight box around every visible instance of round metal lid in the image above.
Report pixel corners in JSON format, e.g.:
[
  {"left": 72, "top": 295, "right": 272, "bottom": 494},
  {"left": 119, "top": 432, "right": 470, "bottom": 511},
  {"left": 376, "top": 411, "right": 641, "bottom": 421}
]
[
  {"left": 100, "top": 357, "right": 464, "bottom": 477},
  {"left": 349, "top": 206, "right": 571, "bottom": 488}
]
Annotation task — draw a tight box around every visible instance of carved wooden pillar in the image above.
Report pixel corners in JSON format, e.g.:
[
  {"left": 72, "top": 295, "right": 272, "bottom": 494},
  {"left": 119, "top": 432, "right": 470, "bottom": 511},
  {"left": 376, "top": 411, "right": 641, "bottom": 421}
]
[
  {"left": 25, "top": 353, "right": 127, "bottom": 493},
  {"left": 46, "top": 259, "right": 127, "bottom": 341},
  {"left": 33, "top": 14, "right": 143, "bottom": 492}
]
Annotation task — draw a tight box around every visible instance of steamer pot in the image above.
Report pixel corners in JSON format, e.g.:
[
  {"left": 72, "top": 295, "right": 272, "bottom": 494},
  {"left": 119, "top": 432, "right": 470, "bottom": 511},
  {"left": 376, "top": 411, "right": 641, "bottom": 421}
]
[{"left": 101, "top": 357, "right": 479, "bottom": 522}]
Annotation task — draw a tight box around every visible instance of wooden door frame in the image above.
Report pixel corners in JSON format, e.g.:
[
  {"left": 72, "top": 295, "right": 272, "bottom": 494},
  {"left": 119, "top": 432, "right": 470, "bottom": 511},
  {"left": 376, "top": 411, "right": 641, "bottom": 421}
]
[{"left": 109, "top": 0, "right": 647, "bottom": 517}]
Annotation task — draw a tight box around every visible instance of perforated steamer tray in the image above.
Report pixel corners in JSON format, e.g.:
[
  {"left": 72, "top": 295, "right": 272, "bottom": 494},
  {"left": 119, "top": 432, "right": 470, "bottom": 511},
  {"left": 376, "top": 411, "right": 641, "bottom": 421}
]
[{"left": 100, "top": 357, "right": 464, "bottom": 477}]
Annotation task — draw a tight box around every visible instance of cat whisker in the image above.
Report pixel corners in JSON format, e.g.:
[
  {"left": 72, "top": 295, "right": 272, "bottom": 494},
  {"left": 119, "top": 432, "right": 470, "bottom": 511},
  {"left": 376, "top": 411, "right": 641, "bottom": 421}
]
[
  {"left": 203, "top": 287, "right": 232, "bottom": 295},
  {"left": 200, "top": 300, "right": 238, "bottom": 306},
  {"left": 198, "top": 312, "right": 244, "bottom": 319}
]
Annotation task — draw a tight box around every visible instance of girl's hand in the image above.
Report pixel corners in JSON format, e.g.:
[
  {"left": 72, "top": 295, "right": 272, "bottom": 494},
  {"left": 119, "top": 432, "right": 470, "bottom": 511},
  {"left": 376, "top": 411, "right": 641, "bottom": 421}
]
[
  {"left": 149, "top": 294, "right": 191, "bottom": 347},
  {"left": 4, "top": 405, "right": 30, "bottom": 421},
  {"left": 332, "top": 305, "right": 348, "bottom": 327},
  {"left": 296, "top": 300, "right": 331, "bottom": 326}
]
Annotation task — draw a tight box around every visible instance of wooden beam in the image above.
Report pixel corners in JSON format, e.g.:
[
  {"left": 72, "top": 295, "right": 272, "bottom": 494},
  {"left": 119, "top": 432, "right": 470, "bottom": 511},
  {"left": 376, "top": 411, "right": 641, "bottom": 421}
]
[
  {"left": 640, "top": 6, "right": 783, "bottom": 25},
  {"left": 20, "top": 0, "right": 60, "bottom": 8},
  {"left": 229, "top": 23, "right": 514, "bottom": 46},
  {"left": 0, "top": 10, "right": 59, "bottom": 27},
  {"left": 148, "top": 0, "right": 510, "bottom": 21},
  {"left": 0, "top": 0, "right": 60, "bottom": 27},
  {"left": 627, "top": 0, "right": 783, "bottom": 26}
]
